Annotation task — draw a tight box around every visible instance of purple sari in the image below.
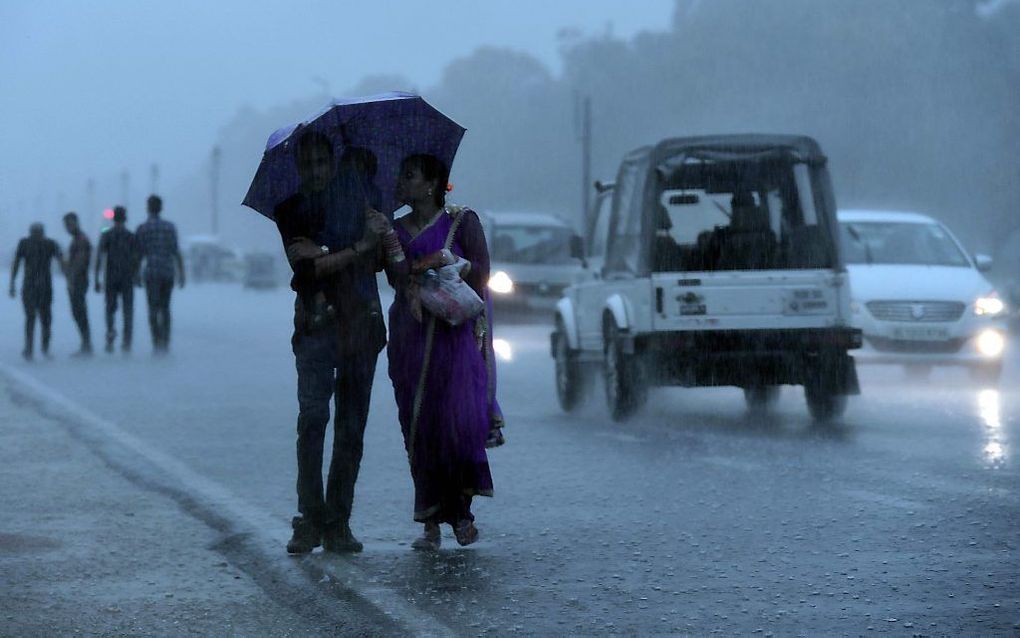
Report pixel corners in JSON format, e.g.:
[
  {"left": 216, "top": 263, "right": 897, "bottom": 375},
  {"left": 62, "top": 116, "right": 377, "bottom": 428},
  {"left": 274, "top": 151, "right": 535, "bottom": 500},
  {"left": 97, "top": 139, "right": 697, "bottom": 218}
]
[{"left": 388, "top": 208, "right": 495, "bottom": 524}]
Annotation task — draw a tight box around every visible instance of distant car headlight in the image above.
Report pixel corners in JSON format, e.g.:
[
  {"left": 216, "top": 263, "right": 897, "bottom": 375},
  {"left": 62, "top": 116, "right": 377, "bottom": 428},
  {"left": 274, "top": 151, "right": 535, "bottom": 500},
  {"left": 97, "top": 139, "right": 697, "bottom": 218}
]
[
  {"left": 976, "top": 330, "right": 1005, "bottom": 357},
  {"left": 975, "top": 294, "right": 1005, "bottom": 316},
  {"left": 492, "top": 338, "right": 513, "bottom": 361},
  {"left": 488, "top": 270, "right": 514, "bottom": 295}
]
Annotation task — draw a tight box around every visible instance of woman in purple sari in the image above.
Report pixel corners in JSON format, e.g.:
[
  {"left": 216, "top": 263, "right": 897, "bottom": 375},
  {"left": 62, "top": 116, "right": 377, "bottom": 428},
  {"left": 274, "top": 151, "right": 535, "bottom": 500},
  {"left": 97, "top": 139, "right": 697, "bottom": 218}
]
[{"left": 387, "top": 154, "right": 497, "bottom": 549}]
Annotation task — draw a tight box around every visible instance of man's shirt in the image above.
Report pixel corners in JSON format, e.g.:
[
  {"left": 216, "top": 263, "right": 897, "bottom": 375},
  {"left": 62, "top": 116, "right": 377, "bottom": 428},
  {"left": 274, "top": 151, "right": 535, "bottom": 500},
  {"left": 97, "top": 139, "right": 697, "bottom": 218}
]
[
  {"left": 135, "top": 217, "right": 179, "bottom": 281},
  {"left": 98, "top": 226, "right": 138, "bottom": 283},
  {"left": 15, "top": 237, "right": 62, "bottom": 293},
  {"left": 274, "top": 189, "right": 387, "bottom": 353},
  {"left": 67, "top": 232, "right": 91, "bottom": 287}
]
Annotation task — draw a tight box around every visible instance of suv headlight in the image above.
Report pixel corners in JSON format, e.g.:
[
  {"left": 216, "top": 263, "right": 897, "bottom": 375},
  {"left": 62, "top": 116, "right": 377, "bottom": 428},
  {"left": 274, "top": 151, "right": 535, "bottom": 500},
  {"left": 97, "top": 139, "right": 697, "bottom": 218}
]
[
  {"left": 975, "top": 293, "right": 1005, "bottom": 317},
  {"left": 488, "top": 270, "right": 514, "bottom": 295}
]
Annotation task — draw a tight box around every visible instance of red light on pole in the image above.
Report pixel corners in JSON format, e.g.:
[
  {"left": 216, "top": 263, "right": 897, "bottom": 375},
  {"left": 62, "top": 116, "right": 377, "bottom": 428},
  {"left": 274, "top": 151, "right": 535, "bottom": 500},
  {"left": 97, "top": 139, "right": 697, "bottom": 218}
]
[{"left": 103, "top": 208, "right": 115, "bottom": 220}]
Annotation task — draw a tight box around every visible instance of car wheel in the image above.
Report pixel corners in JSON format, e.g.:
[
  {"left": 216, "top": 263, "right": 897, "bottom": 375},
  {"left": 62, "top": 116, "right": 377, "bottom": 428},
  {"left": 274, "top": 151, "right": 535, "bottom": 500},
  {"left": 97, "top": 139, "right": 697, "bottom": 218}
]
[
  {"left": 970, "top": 362, "right": 1003, "bottom": 385},
  {"left": 744, "top": 385, "right": 780, "bottom": 412},
  {"left": 804, "top": 382, "right": 848, "bottom": 422},
  {"left": 603, "top": 323, "right": 645, "bottom": 422},
  {"left": 553, "top": 322, "right": 584, "bottom": 412}
]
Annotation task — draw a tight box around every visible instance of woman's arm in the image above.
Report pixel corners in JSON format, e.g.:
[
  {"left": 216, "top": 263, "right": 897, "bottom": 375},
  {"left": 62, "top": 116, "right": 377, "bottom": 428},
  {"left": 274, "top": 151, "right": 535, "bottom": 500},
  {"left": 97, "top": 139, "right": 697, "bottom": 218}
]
[{"left": 456, "top": 210, "right": 490, "bottom": 297}]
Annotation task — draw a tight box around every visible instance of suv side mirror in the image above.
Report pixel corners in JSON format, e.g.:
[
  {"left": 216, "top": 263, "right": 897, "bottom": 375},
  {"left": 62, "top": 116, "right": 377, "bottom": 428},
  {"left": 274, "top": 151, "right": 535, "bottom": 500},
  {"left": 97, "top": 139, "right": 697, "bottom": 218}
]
[
  {"left": 569, "top": 234, "right": 587, "bottom": 268},
  {"left": 974, "top": 254, "right": 993, "bottom": 272}
]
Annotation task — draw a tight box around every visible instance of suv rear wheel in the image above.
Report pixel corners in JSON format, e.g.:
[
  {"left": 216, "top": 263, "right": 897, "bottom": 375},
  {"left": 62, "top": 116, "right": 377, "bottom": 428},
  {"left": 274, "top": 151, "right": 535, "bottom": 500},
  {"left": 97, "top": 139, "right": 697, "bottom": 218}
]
[
  {"left": 804, "top": 382, "right": 847, "bottom": 422},
  {"left": 553, "top": 320, "right": 584, "bottom": 412},
  {"left": 603, "top": 322, "right": 646, "bottom": 421},
  {"left": 744, "top": 385, "right": 780, "bottom": 412}
]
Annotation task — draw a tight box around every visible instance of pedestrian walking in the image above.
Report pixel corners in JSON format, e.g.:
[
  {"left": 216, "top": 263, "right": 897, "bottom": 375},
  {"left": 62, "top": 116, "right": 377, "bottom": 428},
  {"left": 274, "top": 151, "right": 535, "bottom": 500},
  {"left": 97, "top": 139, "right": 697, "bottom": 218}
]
[
  {"left": 9, "top": 223, "right": 63, "bottom": 360},
  {"left": 135, "top": 195, "right": 185, "bottom": 354},
  {"left": 273, "top": 132, "right": 400, "bottom": 554},
  {"left": 95, "top": 206, "right": 138, "bottom": 354},
  {"left": 387, "top": 154, "right": 496, "bottom": 550},
  {"left": 63, "top": 212, "right": 93, "bottom": 356}
]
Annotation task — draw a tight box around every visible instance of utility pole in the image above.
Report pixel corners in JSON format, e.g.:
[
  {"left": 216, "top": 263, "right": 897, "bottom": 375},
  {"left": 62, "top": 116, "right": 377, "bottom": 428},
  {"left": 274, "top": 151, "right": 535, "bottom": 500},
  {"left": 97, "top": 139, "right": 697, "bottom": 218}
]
[
  {"left": 120, "top": 170, "right": 130, "bottom": 208},
  {"left": 86, "top": 178, "right": 96, "bottom": 235},
  {"left": 575, "top": 94, "right": 593, "bottom": 227},
  {"left": 150, "top": 163, "right": 160, "bottom": 194},
  {"left": 210, "top": 146, "right": 221, "bottom": 236}
]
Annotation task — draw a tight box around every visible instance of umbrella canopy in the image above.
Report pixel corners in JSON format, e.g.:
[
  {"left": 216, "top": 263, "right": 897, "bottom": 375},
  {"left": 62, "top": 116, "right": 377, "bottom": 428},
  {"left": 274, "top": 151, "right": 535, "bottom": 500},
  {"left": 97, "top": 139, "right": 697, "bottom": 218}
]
[{"left": 242, "top": 92, "right": 466, "bottom": 221}]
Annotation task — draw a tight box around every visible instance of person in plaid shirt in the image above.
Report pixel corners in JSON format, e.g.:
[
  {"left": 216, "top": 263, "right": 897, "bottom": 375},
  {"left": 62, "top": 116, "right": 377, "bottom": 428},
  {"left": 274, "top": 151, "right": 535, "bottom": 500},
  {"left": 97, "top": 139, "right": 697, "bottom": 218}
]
[{"left": 135, "top": 195, "right": 185, "bottom": 354}]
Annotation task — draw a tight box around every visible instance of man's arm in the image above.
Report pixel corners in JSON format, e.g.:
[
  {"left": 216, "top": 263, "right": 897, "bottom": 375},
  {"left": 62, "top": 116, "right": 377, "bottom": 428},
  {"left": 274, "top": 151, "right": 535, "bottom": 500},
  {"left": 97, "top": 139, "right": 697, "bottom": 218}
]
[
  {"left": 94, "top": 234, "right": 105, "bottom": 292},
  {"left": 53, "top": 240, "right": 66, "bottom": 277},
  {"left": 9, "top": 241, "right": 23, "bottom": 297},
  {"left": 170, "top": 225, "right": 185, "bottom": 288}
]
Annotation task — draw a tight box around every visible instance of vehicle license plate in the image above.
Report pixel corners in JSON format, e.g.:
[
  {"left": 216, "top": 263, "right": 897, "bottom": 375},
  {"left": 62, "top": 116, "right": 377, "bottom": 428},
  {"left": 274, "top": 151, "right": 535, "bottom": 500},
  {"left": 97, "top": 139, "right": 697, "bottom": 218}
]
[
  {"left": 892, "top": 327, "right": 949, "bottom": 341},
  {"left": 679, "top": 302, "right": 707, "bottom": 316}
]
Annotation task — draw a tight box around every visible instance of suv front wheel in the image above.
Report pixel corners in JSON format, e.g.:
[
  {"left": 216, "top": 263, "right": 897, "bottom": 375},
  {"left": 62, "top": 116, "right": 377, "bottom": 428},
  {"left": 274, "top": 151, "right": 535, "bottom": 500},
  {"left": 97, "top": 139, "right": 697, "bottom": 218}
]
[
  {"left": 553, "top": 320, "right": 584, "bottom": 412},
  {"left": 603, "top": 322, "right": 646, "bottom": 421}
]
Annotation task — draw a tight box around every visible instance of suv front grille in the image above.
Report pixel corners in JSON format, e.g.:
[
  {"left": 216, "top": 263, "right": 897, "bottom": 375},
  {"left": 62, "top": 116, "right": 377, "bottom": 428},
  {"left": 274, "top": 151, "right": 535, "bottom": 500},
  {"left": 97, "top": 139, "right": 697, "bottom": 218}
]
[{"left": 866, "top": 301, "right": 965, "bottom": 323}]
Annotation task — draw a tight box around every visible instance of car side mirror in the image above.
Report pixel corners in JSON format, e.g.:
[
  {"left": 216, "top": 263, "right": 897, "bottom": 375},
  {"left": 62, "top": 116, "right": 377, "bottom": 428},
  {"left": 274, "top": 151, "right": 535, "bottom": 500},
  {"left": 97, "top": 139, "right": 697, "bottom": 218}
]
[
  {"left": 569, "top": 234, "right": 588, "bottom": 268},
  {"left": 975, "top": 254, "right": 993, "bottom": 272}
]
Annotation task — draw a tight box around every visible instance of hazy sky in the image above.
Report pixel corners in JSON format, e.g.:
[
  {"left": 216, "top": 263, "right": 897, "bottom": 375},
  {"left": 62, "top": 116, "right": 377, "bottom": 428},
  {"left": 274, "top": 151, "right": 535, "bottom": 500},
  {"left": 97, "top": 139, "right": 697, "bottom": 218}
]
[{"left": 0, "top": 1, "right": 672, "bottom": 226}]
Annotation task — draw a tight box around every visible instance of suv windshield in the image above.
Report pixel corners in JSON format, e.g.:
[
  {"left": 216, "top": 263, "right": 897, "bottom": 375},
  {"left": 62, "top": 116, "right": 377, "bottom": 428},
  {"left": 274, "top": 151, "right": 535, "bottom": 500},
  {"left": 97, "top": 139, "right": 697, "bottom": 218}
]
[
  {"left": 840, "top": 221, "right": 969, "bottom": 267},
  {"left": 490, "top": 224, "right": 573, "bottom": 264}
]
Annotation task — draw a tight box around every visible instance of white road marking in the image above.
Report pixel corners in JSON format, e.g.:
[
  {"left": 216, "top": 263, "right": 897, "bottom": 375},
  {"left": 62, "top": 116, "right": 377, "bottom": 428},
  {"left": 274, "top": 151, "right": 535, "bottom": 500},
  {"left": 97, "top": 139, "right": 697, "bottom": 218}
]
[{"left": 0, "top": 362, "right": 455, "bottom": 638}]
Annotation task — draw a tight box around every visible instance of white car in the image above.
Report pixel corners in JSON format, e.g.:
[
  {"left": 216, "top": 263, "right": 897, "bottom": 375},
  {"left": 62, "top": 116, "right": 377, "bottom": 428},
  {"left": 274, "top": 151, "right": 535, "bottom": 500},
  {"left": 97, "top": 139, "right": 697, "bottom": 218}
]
[
  {"left": 481, "top": 211, "right": 582, "bottom": 311},
  {"left": 839, "top": 210, "right": 1008, "bottom": 382}
]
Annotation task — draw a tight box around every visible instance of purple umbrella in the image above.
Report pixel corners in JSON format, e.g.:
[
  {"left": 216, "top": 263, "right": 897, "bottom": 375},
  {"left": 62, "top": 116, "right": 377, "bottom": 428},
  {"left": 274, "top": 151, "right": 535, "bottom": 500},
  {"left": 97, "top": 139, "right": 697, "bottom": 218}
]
[{"left": 242, "top": 92, "right": 466, "bottom": 220}]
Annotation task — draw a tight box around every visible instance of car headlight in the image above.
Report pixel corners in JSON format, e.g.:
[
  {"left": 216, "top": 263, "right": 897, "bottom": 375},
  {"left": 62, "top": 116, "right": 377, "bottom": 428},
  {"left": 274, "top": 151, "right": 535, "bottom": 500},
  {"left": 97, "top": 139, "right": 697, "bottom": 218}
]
[
  {"left": 975, "top": 294, "right": 1005, "bottom": 317},
  {"left": 488, "top": 270, "right": 514, "bottom": 295},
  {"left": 976, "top": 330, "right": 1005, "bottom": 357}
]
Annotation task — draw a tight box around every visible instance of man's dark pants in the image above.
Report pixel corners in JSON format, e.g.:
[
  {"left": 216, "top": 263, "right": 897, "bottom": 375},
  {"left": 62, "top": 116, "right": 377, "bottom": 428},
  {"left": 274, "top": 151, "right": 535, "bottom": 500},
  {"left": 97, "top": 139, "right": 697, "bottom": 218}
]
[
  {"left": 104, "top": 278, "right": 134, "bottom": 348},
  {"left": 293, "top": 330, "right": 378, "bottom": 529},
  {"left": 22, "top": 286, "right": 52, "bottom": 355},
  {"left": 68, "top": 280, "right": 91, "bottom": 349},
  {"left": 145, "top": 276, "right": 174, "bottom": 348}
]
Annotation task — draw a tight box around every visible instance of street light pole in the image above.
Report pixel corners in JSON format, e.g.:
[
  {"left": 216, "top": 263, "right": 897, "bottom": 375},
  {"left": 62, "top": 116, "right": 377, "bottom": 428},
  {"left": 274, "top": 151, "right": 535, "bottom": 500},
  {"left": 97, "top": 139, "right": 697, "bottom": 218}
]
[
  {"left": 211, "top": 146, "right": 221, "bottom": 236},
  {"left": 575, "top": 94, "right": 593, "bottom": 227}
]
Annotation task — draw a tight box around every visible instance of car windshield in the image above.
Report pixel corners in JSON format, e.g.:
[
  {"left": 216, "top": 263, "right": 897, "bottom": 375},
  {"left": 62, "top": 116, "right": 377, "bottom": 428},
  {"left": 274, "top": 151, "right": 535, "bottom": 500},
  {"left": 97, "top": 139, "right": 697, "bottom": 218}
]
[
  {"left": 840, "top": 221, "right": 970, "bottom": 267},
  {"left": 490, "top": 224, "right": 573, "bottom": 264}
]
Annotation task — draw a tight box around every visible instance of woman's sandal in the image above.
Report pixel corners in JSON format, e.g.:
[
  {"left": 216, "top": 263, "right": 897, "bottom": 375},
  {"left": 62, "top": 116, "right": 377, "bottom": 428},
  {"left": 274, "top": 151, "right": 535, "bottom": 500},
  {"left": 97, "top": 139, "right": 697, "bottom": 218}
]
[
  {"left": 454, "top": 520, "right": 479, "bottom": 546},
  {"left": 411, "top": 522, "right": 441, "bottom": 551}
]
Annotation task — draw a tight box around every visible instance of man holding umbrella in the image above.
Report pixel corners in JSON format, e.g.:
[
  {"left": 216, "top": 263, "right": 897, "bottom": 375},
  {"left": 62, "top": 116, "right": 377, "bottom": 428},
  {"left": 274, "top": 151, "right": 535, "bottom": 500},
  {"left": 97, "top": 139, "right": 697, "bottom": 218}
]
[{"left": 274, "top": 130, "right": 398, "bottom": 554}]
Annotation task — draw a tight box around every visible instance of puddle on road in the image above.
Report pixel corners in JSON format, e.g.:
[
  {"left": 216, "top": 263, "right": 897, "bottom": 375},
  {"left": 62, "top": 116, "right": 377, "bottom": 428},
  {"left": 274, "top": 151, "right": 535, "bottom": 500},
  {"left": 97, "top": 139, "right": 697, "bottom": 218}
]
[
  {"left": 0, "top": 532, "right": 63, "bottom": 554},
  {"left": 976, "top": 389, "right": 1007, "bottom": 467}
]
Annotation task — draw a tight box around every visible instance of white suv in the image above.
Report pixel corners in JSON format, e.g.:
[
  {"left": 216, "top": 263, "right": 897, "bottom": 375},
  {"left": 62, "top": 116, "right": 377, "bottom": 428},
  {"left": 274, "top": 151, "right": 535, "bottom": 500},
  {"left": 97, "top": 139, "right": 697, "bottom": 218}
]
[
  {"left": 839, "top": 210, "right": 1008, "bottom": 382},
  {"left": 552, "top": 135, "right": 861, "bottom": 422}
]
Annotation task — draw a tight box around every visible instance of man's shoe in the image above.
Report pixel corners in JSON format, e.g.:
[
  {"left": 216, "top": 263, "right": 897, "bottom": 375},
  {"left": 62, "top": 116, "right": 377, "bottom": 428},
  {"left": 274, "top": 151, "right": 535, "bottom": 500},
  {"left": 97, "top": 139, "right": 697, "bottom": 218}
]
[
  {"left": 286, "top": 517, "right": 321, "bottom": 554},
  {"left": 323, "top": 523, "right": 363, "bottom": 553},
  {"left": 21, "top": 349, "right": 32, "bottom": 361},
  {"left": 411, "top": 522, "right": 441, "bottom": 551},
  {"left": 72, "top": 345, "right": 93, "bottom": 358}
]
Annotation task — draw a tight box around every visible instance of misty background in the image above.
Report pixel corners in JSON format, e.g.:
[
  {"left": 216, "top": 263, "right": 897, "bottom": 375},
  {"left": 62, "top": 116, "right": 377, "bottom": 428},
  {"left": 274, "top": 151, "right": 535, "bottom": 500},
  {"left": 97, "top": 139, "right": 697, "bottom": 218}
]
[{"left": 3, "top": 0, "right": 1018, "bottom": 268}]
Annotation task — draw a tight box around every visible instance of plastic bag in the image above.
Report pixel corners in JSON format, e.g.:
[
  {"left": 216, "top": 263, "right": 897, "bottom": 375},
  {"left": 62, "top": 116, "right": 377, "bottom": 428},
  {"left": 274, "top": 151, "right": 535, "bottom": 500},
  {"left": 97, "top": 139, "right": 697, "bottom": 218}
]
[{"left": 419, "top": 258, "right": 484, "bottom": 326}]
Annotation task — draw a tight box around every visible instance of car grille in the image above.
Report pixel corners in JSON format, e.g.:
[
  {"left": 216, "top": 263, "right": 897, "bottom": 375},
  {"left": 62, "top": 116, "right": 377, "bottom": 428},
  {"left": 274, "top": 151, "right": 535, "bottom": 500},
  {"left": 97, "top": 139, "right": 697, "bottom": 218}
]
[
  {"left": 866, "top": 336, "right": 966, "bottom": 354},
  {"left": 866, "top": 301, "right": 966, "bottom": 323}
]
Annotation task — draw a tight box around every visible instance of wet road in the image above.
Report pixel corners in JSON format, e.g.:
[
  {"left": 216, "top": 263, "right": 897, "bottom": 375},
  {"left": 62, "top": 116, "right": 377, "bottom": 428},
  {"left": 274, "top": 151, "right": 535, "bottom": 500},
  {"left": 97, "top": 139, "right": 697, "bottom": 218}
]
[{"left": 2, "top": 282, "right": 1018, "bottom": 634}]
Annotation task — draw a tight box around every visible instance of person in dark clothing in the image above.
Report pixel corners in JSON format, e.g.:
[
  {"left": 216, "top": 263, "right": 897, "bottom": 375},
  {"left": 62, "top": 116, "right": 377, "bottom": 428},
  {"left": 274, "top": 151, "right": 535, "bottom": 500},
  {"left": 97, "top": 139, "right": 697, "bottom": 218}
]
[
  {"left": 63, "top": 212, "right": 93, "bottom": 356},
  {"left": 9, "top": 223, "right": 63, "bottom": 360},
  {"left": 95, "top": 206, "right": 139, "bottom": 353},
  {"left": 135, "top": 194, "right": 185, "bottom": 354},
  {"left": 274, "top": 131, "right": 402, "bottom": 555}
]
